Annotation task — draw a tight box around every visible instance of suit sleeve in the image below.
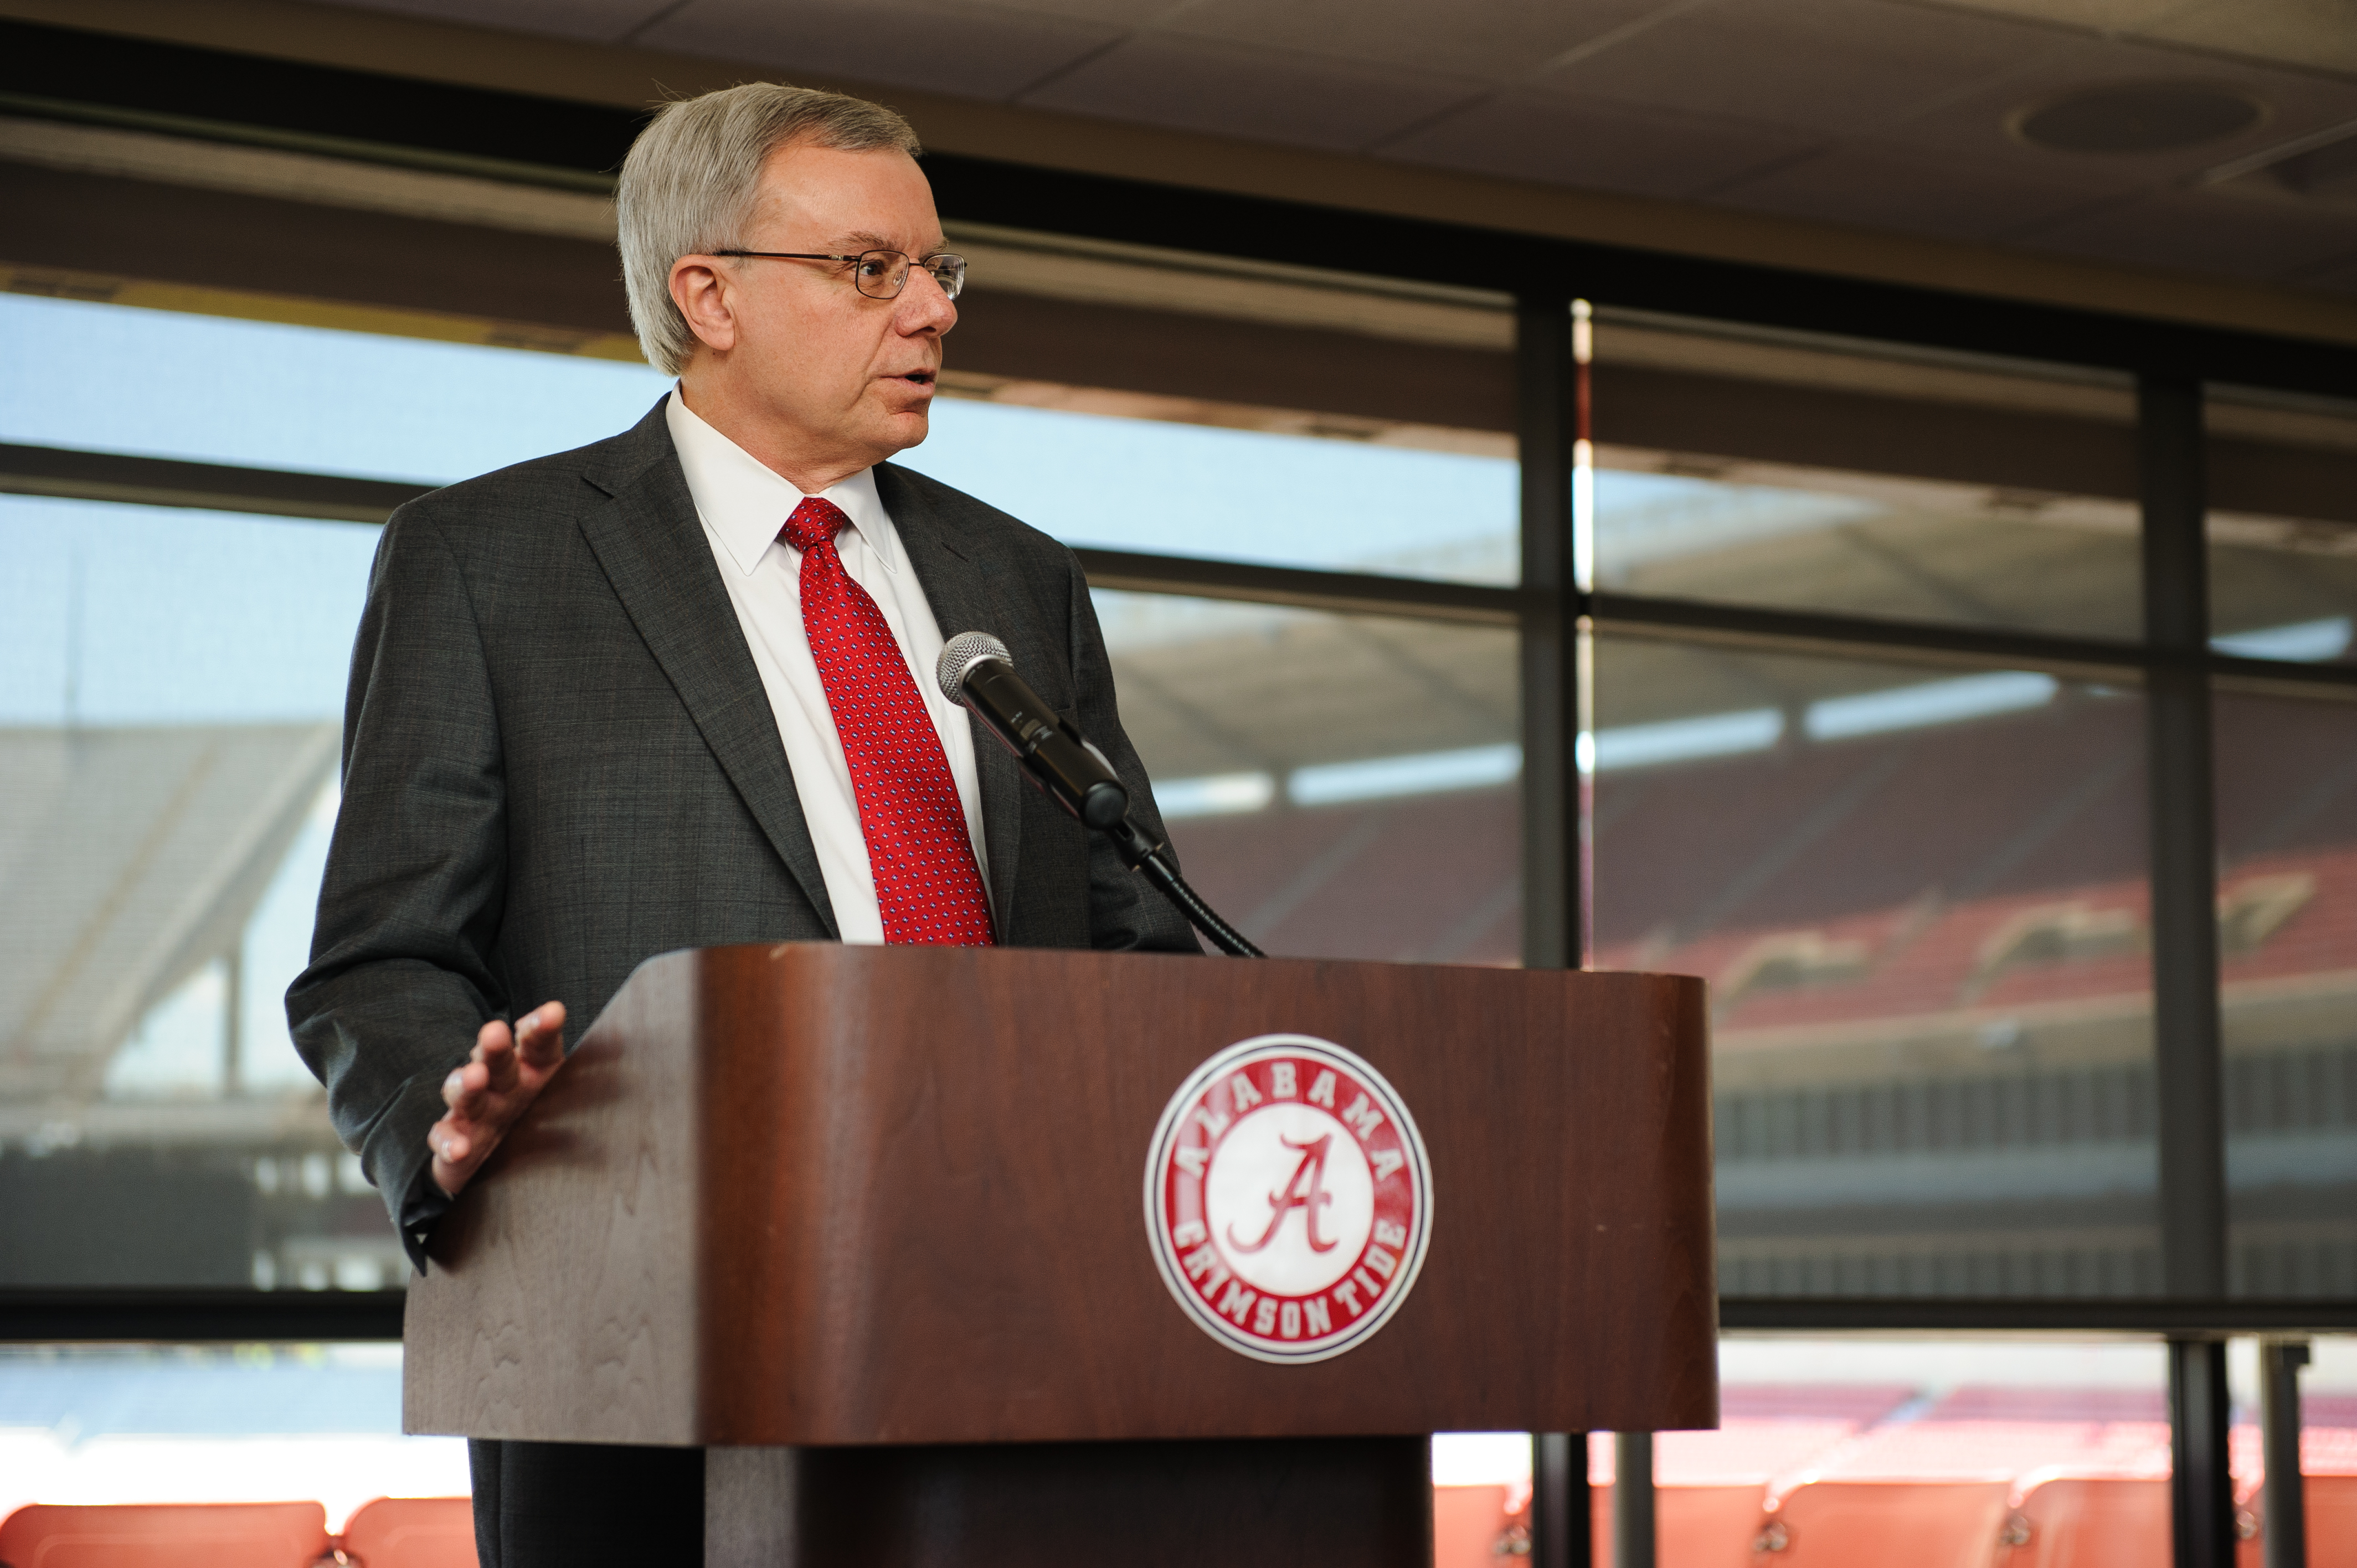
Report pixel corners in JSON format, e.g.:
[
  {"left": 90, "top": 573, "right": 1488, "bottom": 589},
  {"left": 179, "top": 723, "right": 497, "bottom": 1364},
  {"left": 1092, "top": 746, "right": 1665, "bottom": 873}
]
[
  {"left": 286, "top": 505, "right": 510, "bottom": 1267},
  {"left": 1064, "top": 554, "right": 1203, "bottom": 955}
]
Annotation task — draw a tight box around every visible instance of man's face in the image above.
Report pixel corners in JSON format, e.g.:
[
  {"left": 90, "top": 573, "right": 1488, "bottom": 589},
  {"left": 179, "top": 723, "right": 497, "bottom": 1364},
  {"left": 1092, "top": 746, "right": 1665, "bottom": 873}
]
[{"left": 680, "top": 142, "right": 955, "bottom": 473}]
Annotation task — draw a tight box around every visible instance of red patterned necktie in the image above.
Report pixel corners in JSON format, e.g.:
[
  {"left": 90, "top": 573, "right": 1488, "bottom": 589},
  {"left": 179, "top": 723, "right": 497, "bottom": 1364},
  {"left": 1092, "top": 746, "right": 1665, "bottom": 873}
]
[{"left": 783, "top": 496, "right": 995, "bottom": 946}]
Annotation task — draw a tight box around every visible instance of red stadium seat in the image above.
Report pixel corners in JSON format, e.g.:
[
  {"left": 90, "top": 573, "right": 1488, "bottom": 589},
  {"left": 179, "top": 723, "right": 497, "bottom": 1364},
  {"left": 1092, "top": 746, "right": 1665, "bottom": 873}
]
[
  {"left": 0, "top": 1503, "right": 328, "bottom": 1568},
  {"left": 2236, "top": 1473, "right": 2357, "bottom": 1568},
  {"left": 1432, "top": 1484, "right": 1512, "bottom": 1568},
  {"left": 2005, "top": 1476, "right": 2168, "bottom": 1567},
  {"left": 337, "top": 1497, "right": 477, "bottom": 1568},
  {"left": 1754, "top": 1480, "right": 2013, "bottom": 1568},
  {"left": 1659, "top": 1484, "right": 1775, "bottom": 1568}
]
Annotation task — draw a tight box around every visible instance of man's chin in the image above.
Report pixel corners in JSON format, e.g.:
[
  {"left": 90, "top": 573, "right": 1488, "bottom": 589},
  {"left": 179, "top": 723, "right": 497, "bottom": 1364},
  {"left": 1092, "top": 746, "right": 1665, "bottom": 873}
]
[{"left": 876, "top": 407, "right": 932, "bottom": 451}]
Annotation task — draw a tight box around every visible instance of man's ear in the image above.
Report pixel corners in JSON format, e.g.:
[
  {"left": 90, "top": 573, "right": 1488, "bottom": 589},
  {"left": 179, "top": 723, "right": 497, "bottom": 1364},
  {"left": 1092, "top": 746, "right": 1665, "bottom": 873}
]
[{"left": 670, "top": 257, "right": 738, "bottom": 354}]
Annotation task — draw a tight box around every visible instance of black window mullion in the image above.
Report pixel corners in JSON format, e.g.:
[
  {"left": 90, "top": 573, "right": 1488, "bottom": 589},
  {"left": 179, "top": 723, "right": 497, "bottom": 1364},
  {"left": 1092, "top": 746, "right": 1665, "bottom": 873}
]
[{"left": 2139, "top": 373, "right": 2235, "bottom": 1568}]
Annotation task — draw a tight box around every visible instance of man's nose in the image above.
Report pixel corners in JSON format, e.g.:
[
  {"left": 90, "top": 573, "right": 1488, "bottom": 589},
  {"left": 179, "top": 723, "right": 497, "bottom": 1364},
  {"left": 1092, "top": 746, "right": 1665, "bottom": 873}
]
[{"left": 897, "top": 268, "right": 958, "bottom": 333}]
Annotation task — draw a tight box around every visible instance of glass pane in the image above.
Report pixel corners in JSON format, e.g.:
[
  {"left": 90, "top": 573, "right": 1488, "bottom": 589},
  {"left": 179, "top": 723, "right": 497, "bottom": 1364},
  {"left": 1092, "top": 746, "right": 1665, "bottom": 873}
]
[
  {"left": 906, "top": 393, "right": 1517, "bottom": 585},
  {"left": 1592, "top": 312, "right": 2142, "bottom": 640},
  {"left": 1594, "top": 637, "right": 2158, "bottom": 1296},
  {"left": 1097, "top": 591, "right": 1518, "bottom": 961},
  {"left": 2217, "top": 690, "right": 2357, "bottom": 1296},
  {"left": 2209, "top": 386, "right": 2357, "bottom": 668},
  {"left": 0, "top": 294, "right": 670, "bottom": 484},
  {"left": 926, "top": 223, "right": 1517, "bottom": 584},
  {"left": 0, "top": 1343, "right": 466, "bottom": 1521},
  {"left": 0, "top": 496, "right": 387, "bottom": 1289}
]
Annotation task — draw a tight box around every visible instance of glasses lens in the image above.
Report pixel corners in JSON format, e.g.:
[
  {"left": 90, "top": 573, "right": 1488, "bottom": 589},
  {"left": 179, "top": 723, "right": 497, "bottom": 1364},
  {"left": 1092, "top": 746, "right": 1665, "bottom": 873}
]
[
  {"left": 926, "top": 254, "right": 966, "bottom": 301},
  {"left": 853, "top": 251, "right": 910, "bottom": 298}
]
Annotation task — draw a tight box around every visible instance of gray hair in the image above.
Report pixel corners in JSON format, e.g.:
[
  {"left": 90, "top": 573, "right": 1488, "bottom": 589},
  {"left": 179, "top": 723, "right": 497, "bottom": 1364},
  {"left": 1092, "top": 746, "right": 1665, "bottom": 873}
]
[{"left": 616, "top": 83, "right": 922, "bottom": 376}]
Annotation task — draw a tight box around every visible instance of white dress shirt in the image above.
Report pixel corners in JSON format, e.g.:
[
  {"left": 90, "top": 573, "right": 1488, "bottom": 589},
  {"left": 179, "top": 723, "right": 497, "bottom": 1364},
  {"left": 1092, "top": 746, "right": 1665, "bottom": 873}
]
[{"left": 665, "top": 389, "right": 990, "bottom": 944}]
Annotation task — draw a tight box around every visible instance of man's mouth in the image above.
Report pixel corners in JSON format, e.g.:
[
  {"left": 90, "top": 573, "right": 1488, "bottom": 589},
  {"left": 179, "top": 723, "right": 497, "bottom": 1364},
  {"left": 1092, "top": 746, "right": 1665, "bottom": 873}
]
[{"left": 894, "top": 369, "right": 935, "bottom": 388}]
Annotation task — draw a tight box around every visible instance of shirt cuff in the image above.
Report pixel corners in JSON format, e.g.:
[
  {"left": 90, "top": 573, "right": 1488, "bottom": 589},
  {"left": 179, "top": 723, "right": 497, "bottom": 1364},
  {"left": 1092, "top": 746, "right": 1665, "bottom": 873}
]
[{"left": 397, "top": 1161, "right": 454, "bottom": 1275}]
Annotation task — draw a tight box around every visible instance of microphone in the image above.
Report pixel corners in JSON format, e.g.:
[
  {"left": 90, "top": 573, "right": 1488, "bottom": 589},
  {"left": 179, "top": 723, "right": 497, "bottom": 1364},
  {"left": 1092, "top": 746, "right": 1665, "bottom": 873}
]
[
  {"left": 937, "top": 631, "right": 1131, "bottom": 830},
  {"left": 936, "top": 631, "right": 1263, "bottom": 958}
]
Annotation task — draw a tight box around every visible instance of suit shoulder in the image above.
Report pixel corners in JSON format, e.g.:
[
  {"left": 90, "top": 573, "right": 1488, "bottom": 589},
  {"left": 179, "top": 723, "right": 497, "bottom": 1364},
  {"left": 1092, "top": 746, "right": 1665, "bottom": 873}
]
[{"left": 385, "top": 420, "right": 658, "bottom": 550}]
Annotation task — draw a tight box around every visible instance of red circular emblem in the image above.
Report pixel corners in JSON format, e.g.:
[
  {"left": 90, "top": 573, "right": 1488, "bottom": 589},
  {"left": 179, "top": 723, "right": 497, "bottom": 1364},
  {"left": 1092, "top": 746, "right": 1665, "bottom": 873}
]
[{"left": 1145, "top": 1034, "right": 1432, "bottom": 1363}]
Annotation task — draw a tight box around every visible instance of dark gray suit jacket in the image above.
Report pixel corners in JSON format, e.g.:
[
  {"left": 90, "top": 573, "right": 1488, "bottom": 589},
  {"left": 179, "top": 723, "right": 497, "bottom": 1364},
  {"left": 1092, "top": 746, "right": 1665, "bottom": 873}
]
[{"left": 288, "top": 399, "right": 1196, "bottom": 1261}]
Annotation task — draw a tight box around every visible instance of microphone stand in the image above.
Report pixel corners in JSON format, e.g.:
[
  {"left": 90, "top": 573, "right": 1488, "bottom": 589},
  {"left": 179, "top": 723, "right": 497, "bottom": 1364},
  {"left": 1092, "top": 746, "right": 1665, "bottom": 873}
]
[{"left": 1098, "top": 817, "right": 1266, "bottom": 959}]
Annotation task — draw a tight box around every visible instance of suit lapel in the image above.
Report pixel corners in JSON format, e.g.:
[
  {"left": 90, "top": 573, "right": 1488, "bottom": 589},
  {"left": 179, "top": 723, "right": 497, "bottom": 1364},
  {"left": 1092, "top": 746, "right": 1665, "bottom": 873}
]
[
  {"left": 877, "top": 465, "right": 1027, "bottom": 930},
  {"left": 579, "top": 408, "right": 839, "bottom": 936}
]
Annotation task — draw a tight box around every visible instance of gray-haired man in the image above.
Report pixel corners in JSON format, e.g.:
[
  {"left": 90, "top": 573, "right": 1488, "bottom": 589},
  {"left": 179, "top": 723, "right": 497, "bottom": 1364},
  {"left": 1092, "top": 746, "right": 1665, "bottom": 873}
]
[{"left": 290, "top": 82, "right": 1195, "bottom": 1566}]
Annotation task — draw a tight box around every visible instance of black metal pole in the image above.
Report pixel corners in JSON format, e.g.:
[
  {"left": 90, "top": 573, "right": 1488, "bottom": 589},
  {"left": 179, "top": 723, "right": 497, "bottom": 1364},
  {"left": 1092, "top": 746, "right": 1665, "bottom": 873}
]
[
  {"left": 1531, "top": 1431, "right": 1589, "bottom": 1568},
  {"left": 2170, "top": 1339, "right": 2238, "bottom": 1568},
  {"left": 2140, "top": 372, "right": 2235, "bottom": 1568},
  {"left": 2262, "top": 1339, "right": 2310, "bottom": 1568},
  {"left": 1518, "top": 289, "right": 1589, "bottom": 1568},
  {"left": 1613, "top": 1431, "right": 1655, "bottom": 1568},
  {"left": 1518, "top": 290, "right": 1581, "bottom": 972}
]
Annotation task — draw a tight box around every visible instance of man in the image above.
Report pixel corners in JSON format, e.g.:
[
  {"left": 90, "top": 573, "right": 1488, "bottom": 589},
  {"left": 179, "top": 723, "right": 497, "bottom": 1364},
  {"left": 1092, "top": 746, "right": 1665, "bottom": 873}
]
[{"left": 289, "top": 82, "right": 1196, "bottom": 1566}]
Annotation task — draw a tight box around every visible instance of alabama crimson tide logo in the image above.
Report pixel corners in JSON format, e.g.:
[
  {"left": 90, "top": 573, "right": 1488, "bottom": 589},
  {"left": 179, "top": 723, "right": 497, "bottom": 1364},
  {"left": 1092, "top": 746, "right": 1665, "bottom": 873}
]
[{"left": 1145, "top": 1034, "right": 1432, "bottom": 1364}]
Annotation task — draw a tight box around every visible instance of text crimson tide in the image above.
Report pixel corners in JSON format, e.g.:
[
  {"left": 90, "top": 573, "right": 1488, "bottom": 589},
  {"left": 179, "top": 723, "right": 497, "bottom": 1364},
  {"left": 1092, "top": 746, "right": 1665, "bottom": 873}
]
[{"left": 1145, "top": 1034, "right": 1432, "bottom": 1364}]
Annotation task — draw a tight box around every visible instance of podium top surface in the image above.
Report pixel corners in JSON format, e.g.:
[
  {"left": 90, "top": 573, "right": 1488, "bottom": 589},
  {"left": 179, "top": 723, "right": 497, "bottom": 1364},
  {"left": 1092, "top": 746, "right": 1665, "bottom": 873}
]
[{"left": 405, "top": 943, "right": 1717, "bottom": 1447}]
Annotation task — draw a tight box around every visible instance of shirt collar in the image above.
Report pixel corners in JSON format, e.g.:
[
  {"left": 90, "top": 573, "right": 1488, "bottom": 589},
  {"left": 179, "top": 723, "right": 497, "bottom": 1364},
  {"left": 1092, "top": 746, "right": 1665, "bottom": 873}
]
[{"left": 665, "top": 386, "right": 898, "bottom": 578}]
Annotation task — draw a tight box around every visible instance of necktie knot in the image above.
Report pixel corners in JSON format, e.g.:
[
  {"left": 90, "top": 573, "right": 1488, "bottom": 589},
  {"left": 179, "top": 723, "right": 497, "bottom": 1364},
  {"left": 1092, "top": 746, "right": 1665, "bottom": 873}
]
[{"left": 782, "top": 496, "right": 850, "bottom": 555}]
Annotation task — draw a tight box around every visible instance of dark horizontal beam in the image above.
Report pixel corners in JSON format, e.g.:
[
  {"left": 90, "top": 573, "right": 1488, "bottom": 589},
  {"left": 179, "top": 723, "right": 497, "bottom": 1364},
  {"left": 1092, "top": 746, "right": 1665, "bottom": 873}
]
[
  {"left": 0, "top": 441, "right": 428, "bottom": 524},
  {"left": 1073, "top": 547, "right": 1527, "bottom": 626},
  {"left": 0, "top": 1288, "right": 406, "bottom": 1342},
  {"left": 4, "top": 1288, "right": 2345, "bottom": 1343},
  {"left": 1718, "top": 1296, "right": 2357, "bottom": 1337},
  {"left": 1593, "top": 591, "right": 2150, "bottom": 683},
  {"left": 9, "top": 442, "right": 2354, "bottom": 694}
]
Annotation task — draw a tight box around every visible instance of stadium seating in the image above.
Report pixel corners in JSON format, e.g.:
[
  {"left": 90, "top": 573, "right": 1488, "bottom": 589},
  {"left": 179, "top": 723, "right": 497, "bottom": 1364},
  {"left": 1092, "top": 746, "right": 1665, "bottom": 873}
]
[
  {"left": 2003, "top": 1475, "right": 2168, "bottom": 1567},
  {"left": 0, "top": 1502, "right": 329, "bottom": 1568},
  {"left": 0, "top": 1500, "right": 478, "bottom": 1568},
  {"left": 1753, "top": 1479, "right": 2014, "bottom": 1568},
  {"left": 339, "top": 1497, "right": 477, "bottom": 1568}
]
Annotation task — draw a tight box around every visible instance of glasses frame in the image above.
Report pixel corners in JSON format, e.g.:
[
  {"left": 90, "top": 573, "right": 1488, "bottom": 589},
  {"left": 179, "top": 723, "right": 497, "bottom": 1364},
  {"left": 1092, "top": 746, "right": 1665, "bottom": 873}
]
[{"left": 709, "top": 247, "right": 966, "bottom": 301}]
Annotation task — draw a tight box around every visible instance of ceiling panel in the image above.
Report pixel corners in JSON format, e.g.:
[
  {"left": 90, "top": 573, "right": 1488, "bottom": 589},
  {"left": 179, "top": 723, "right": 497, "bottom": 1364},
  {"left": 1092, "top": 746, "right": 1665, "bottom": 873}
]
[
  {"left": 1151, "top": 0, "right": 1680, "bottom": 82},
  {"left": 314, "top": 0, "right": 676, "bottom": 44},
  {"left": 1021, "top": 37, "right": 1484, "bottom": 154},
  {"left": 1710, "top": 144, "right": 2137, "bottom": 243},
  {"left": 1877, "top": 34, "right": 2357, "bottom": 184},
  {"left": 1382, "top": 91, "right": 1818, "bottom": 199},
  {"left": 640, "top": 0, "right": 1123, "bottom": 101},
  {"left": 2138, "top": 0, "right": 2357, "bottom": 79},
  {"left": 2019, "top": 187, "right": 2357, "bottom": 282},
  {"left": 1909, "top": 0, "right": 2357, "bottom": 79},
  {"left": 2296, "top": 252, "right": 2357, "bottom": 297},
  {"left": 1532, "top": 0, "right": 2070, "bottom": 138}
]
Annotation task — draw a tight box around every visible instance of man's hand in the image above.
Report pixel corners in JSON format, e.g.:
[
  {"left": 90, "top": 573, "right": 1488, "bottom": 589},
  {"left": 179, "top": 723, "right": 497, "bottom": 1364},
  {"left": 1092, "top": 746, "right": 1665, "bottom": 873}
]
[{"left": 428, "top": 1002, "right": 567, "bottom": 1198}]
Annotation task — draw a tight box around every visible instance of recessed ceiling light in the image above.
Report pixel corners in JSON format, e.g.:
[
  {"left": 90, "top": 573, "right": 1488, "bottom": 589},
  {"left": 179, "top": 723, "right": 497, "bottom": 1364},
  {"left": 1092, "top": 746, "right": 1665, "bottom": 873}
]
[{"left": 2013, "top": 83, "right": 2266, "bottom": 154}]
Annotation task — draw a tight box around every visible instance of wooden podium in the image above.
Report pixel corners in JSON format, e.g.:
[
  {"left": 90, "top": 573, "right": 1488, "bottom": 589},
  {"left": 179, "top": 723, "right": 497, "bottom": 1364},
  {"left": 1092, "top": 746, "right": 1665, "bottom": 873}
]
[{"left": 404, "top": 943, "right": 1716, "bottom": 1566}]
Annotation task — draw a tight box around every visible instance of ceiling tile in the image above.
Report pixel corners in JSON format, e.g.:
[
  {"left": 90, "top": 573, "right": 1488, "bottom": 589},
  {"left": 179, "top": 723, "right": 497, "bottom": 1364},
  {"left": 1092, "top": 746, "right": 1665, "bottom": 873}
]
[
  {"left": 1382, "top": 91, "right": 1818, "bottom": 199},
  {"left": 317, "top": 0, "right": 682, "bottom": 43},
  {"left": 1928, "top": 0, "right": 2357, "bottom": 80},
  {"left": 1879, "top": 33, "right": 2357, "bottom": 184},
  {"left": 1532, "top": 0, "right": 2071, "bottom": 137},
  {"left": 641, "top": 0, "right": 1124, "bottom": 101},
  {"left": 2143, "top": 0, "right": 2357, "bottom": 80},
  {"left": 2019, "top": 188, "right": 2357, "bottom": 282},
  {"left": 1708, "top": 144, "right": 2138, "bottom": 242},
  {"left": 1020, "top": 37, "right": 1485, "bottom": 153},
  {"left": 1150, "top": 0, "right": 1682, "bottom": 82},
  {"left": 2293, "top": 252, "right": 2357, "bottom": 297},
  {"left": 1896, "top": 0, "right": 2190, "bottom": 32}
]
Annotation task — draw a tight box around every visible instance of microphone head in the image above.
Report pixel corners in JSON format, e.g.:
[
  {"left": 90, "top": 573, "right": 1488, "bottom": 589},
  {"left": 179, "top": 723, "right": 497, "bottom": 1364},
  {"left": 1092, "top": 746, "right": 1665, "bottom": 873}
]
[{"left": 937, "top": 631, "right": 1012, "bottom": 703}]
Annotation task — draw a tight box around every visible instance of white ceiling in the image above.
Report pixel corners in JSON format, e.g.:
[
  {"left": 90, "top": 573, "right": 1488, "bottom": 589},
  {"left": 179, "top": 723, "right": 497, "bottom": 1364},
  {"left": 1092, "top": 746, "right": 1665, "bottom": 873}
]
[{"left": 326, "top": 0, "right": 2357, "bottom": 297}]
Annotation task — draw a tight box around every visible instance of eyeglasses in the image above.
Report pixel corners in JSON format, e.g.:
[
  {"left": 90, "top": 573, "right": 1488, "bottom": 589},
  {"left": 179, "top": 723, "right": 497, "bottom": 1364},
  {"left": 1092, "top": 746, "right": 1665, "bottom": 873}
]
[{"left": 710, "top": 248, "right": 967, "bottom": 301}]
